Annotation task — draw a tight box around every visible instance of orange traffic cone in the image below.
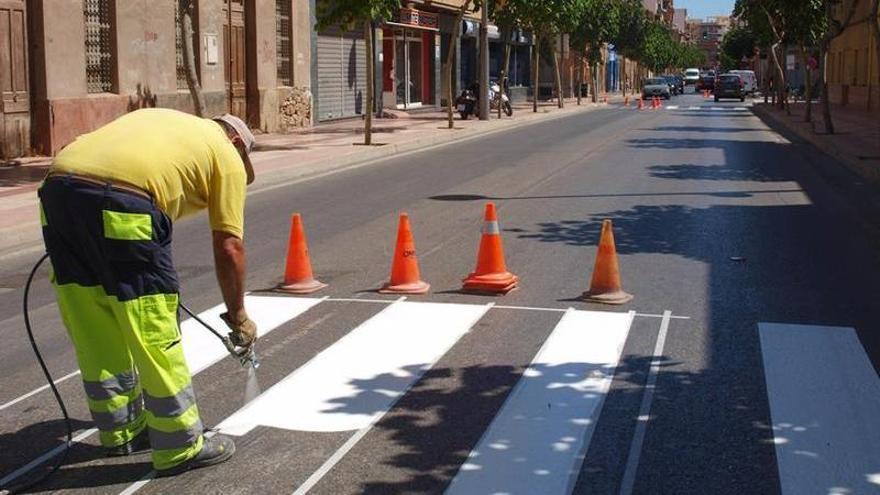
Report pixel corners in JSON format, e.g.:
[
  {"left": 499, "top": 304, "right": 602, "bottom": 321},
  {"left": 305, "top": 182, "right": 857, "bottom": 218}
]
[
  {"left": 380, "top": 213, "right": 430, "bottom": 295},
  {"left": 462, "top": 203, "right": 519, "bottom": 294},
  {"left": 277, "top": 214, "right": 327, "bottom": 294},
  {"left": 582, "top": 219, "right": 633, "bottom": 305},
  {"left": 603, "top": 95, "right": 608, "bottom": 104},
  {"left": 652, "top": 96, "right": 658, "bottom": 109},
  {"left": 637, "top": 98, "right": 644, "bottom": 110},
  {"left": 624, "top": 95, "right": 630, "bottom": 106}
]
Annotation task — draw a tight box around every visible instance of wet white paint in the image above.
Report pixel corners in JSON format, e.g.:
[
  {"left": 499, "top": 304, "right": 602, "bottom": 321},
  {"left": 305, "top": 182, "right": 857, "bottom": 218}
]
[
  {"left": 760, "top": 323, "right": 880, "bottom": 495},
  {"left": 446, "top": 309, "right": 634, "bottom": 495},
  {"left": 218, "top": 300, "right": 491, "bottom": 435},
  {"left": 181, "top": 295, "right": 323, "bottom": 374}
]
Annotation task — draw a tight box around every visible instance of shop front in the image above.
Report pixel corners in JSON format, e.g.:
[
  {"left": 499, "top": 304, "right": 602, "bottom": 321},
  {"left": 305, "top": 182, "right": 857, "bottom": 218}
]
[{"left": 382, "top": 7, "right": 440, "bottom": 110}]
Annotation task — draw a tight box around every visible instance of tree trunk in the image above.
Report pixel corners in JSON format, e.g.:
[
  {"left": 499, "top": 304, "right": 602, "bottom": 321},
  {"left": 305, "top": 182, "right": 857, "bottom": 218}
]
[
  {"left": 872, "top": 0, "right": 880, "bottom": 97},
  {"left": 533, "top": 37, "right": 540, "bottom": 113},
  {"left": 819, "top": 43, "right": 835, "bottom": 134},
  {"left": 592, "top": 62, "right": 599, "bottom": 103},
  {"left": 799, "top": 44, "right": 813, "bottom": 123},
  {"left": 553, "top": 42, "right": 564, "bottom": 108},
  {"left": 768, "top": 42, "right": 786, "bottom": 111},
  {"left": 577, "top": 52, "right": 583, "bottom": 105},
  {"left": 364, "top": 22, "right": 373, "bottom": 145},
  {"left": 446, "top": 2, "right": 469, "bottom": 129},
  {"left": 179, "top": 0, "right": 206, "bottom": 117}
]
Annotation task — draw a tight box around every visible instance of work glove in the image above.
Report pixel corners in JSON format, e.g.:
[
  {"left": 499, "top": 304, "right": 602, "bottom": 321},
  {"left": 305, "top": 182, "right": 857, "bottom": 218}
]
[{"left": 220, "top": 311, "right": 258, "bottom": 350}]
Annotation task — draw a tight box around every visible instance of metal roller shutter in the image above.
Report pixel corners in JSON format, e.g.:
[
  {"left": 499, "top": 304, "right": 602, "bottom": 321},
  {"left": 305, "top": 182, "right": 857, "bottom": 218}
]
[{"left": 317, "top": 27, "right": 367, "bottom": 121}]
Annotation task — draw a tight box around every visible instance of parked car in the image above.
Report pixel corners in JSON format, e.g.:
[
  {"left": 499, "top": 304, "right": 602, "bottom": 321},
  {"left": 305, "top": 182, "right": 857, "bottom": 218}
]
[
  {"left": 673, "top": 75, "right": 685, "bottom": 94},
  {"left": 729, "top": 70, "right": 757, "bottom": 95},
  {"left": 684, "top": 68, "right": 700, "bottom": 85},
  {"left": 715, "top": 73, "right": 745, "bottom": 101},
  {"left": 643, "top": 77, "right": 671, "bottom": 99}
]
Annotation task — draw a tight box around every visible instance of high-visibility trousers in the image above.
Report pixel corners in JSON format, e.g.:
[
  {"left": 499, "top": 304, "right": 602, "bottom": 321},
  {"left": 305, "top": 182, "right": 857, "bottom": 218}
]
[{"left": 38, "top": 176, "right": 203, "bottom": 470}]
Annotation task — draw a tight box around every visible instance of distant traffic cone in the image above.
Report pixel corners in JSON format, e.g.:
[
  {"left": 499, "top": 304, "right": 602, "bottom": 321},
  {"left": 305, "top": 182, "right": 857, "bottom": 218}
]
[
  {"left": 652, "top": 96, "right": 658, "bottom": 109},
  {"left": 623, "top": 95, "right": 630, "bottom": 106},
  {"left": 581, "top": 219, "right": 633, "bottom": 305},
  {"left": 637, "top": 98, "right": 644, "bottom": 110},
  {"left": 380, "top": 213, "right": 430, "bottom": 294},
  {"left": 277, "top": 214, "right": 327, "bottom": 294},
  {"left": 603, "top": 94, "right": 608, "bottom": 104},
  {"left": 462, "top": 203, "right": 519, "bottom": 294}
]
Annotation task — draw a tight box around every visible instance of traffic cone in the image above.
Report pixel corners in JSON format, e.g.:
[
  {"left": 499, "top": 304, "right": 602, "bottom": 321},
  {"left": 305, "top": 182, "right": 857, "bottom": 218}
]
[
  {"left": 652, "top": 96, "right": 658, "bottom": 109},
  {"left": 277, "top": 214, "right": 327, "bottom": 294},
  {"left": 380, "top": 213, "right": 430, "bottom": 295},
  {"left": 637, "top": 98, "right": 644, "bottom": 110},
  {"left": 582, "top": 219, "right": 633, "bottom": 305},
  {"left": 603, "top": 94, "right": 608, "bottom": 104},
  {"left": 624, "top": 95, "right": 630, "bottom": 106},
  {"left": 462, "top": 203, "right": 519, "bottom": 294}
]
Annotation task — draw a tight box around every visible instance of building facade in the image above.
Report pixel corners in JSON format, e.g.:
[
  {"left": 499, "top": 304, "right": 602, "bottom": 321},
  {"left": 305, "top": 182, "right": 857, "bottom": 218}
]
[{"left": 826, "top": 0, "right": 879, "bottom": 111}]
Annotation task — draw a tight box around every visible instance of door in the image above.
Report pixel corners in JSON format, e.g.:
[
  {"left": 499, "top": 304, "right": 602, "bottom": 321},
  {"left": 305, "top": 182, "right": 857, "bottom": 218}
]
[
  {"left": 0, "top": 0, "right": 29, "bottom": 158},
  {"left": 223, "top": 0, "right": 246, "bottom": 119},
  {"left": 316, "top": 27, "right": 366, "bottom": 121},
  {"left": 393, "top": 30, "right": 422, "bottom": 109}
]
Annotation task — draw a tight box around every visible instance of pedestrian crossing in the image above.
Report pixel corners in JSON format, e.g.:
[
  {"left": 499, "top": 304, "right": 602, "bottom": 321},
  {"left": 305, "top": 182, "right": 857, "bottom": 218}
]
[{"left": 3, "top": 295, "right": 879, "bottom": 494}]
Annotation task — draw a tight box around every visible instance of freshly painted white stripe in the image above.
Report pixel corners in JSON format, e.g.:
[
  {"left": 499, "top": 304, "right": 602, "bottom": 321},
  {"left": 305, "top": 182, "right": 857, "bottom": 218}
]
[
  {"left": 619, "top": 310, "right": 672, "bottom": 495},
  {"left": 734, "top": 107, "right": 748, "bottom": 111},
  {"left": 0, "top": 428, "right": 97, "bottom": 487},
  {"left": 1, "top": 294, "right": 321, "bottom": 487},
  {"left": 446, "top": 308, "right": 634, "bottom": 495},
  {"left": 183, "top": 295, "right": 324, "bottom": 374},
  {"left": 760, "top": 323, "right": 880, "bottom": 495},
  {"left": 117, "top": 474, "right": 153, "bottom": 495},
  {"left": 0, "top": 370, "right": 81, "bottom": 411},
  {"left": 220, "top": 300, "right": 491, "bottom": 435},
  {"left": 665, "top": 105, "right": 679, "bottom": 110}
]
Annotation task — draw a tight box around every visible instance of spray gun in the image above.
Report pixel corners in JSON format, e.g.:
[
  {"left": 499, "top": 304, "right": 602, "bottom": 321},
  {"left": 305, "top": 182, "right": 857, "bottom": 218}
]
[{"left": 179, "top": 302, "right": 260, "bottom": 369}]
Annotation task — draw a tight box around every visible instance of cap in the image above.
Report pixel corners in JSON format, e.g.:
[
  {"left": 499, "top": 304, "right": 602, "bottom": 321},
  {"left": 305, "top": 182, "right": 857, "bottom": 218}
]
[{"left": 212, "top": 114, "right": 256, "bottom": 184}]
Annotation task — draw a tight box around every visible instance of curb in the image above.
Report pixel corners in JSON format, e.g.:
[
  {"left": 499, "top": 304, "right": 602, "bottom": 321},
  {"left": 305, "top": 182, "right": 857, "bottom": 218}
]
[{"left": 751, "top": 104, "right": 880, "bottom": 187}]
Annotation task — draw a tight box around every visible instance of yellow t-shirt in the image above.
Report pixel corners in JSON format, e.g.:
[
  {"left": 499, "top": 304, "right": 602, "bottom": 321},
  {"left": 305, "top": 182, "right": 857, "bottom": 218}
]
[{"left": 52, "top": 108, "right": 247, "bottom": 238}]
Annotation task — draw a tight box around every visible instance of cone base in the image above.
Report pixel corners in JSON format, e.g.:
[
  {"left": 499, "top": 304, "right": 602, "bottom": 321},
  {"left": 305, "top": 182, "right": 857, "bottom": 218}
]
[
  {"left": 379, "top": 280, "right": 431, "bottom": 295},
  {"left": 462, "top": 272, "right": 519, "bottom": 295},
  {"left": 581, "top": 289, "right": 633, "bottom": 305},
  {"left": 461, "top": 281, "right": 519, "bottom": 295},
  {"left": 276, "top": 278, "right": 328, "bottom": 294}
]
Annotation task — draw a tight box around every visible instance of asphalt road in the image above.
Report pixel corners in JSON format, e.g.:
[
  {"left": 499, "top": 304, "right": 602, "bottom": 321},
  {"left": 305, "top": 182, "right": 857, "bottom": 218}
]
[{"left": 1, "top": 91, "right": 879, "bottom": 495}]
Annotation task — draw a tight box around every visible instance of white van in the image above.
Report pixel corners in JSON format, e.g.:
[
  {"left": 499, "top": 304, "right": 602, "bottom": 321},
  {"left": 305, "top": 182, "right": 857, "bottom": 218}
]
[
  {"left": 730, "top": 70, "right": 757, "bottom": 95},
  {"left": 684, "top": 68, "right": 700, "bottom": 85}
]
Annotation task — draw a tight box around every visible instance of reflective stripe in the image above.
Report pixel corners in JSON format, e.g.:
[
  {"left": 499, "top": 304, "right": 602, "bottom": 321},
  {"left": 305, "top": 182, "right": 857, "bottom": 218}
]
[
  {"left": 39, "top": 203, "right": 48, "bottom": 227},
  {"left": 149, "top": 420, "right": 203, "bottom": 450},
  {"left": 482, "top": 221, "right": 501, "bottom": 235},
  {"left": 103, "top": 210, "right": 152, "bottom": 241},
  {"left": 144, "top": 385, "right": 196, "bottom": 418},
  {"left": 83, "top": 371, "right": 138, "bottom": 401},
  {"left": 92, "top": 398, "right": 144, "bottom": 431}
]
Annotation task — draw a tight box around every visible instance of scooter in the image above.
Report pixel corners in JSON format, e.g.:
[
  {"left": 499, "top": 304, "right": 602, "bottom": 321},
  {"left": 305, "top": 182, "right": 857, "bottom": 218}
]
[
  {"left": 489, "top": 79, "right": 513, "bottom": 117},
  {"left": 456, "top": 83, "right": 478, "bottom": 120}
]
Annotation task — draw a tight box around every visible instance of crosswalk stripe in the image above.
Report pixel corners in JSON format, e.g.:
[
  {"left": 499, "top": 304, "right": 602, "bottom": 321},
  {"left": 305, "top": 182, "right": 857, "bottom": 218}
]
[
  {"left": 219, "top": 299, "right": 492, "bottom": 435},
  {"left": 446, "top": 309, "right": 634, "bottom": 495},
  {"left": 759, "top": 323, "right": 880, "bottom": 494},
  {"left": 182, "top": 295, "right": 324, "bottom": 374}
]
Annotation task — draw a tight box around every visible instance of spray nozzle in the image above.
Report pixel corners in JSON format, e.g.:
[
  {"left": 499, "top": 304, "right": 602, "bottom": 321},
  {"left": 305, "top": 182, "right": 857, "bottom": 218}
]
[{"left": 221, "top": 336, "right": 260, "bottom": 370}]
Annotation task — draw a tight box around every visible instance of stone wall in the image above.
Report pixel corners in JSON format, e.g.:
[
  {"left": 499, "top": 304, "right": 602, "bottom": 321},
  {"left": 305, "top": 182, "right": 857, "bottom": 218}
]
[{"left": 278, "top": 87, "right": 313, "bottom": 131}]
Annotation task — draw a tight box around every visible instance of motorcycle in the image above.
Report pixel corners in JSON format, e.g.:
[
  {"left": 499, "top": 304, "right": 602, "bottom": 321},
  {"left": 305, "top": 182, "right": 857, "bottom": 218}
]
[{"left": 456, "top": 79, "right": 513, "bottom": 119}]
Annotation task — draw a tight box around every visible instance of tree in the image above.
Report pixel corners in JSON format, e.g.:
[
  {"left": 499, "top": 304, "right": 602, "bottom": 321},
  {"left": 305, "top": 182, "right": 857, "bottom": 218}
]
[
  {"left": 444, "top": 1, "right": 477, "bottom": 129},
  {"left": 640, "top": 20, "right": 677, "bottom": 73},
  {"left": 735, "top": 0, "right": 791, "bottom": 110},
  {"left": 571, "top": 0, "right": 619, "bottom": 103},
  {"left": 872, "top": 1, "right": 880, "bottom": 90},
  {"left": 178, "top": 0, "right": 206, "bottom": 117},
  {"left": 316, "top": 0, "right": 401, "bottom": 145},
  {"left": 720, "top": 25, "right": 756, "bottom": 72},
  {"left": 613, "top": 0, "right": 648, "bottom": 96}
]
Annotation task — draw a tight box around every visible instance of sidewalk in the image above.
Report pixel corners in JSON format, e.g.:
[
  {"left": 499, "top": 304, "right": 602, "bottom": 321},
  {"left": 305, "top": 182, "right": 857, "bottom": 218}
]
[
  {"left": 0, "top": 96, "right": 621, "bottom": 259},
  {"left": 752, "top": 101, "right": 880, "bottom": 186}
]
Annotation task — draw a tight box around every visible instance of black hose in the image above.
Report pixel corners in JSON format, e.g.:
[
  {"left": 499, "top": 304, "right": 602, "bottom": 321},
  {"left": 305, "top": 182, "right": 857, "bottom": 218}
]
[{"left": 1, "top": 253, "right": 70, "bottom": 495}]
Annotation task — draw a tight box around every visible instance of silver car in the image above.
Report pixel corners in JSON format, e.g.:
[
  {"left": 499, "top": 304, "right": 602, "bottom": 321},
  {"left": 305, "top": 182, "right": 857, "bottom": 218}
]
[{"left": 642, "top": 77, "right": 671, "bottom": 100}]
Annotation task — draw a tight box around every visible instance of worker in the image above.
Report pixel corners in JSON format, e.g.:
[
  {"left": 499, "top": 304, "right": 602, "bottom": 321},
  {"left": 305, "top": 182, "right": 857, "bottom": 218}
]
[{"left": 38, "top": 108, "right": 257, "bottom": 475}]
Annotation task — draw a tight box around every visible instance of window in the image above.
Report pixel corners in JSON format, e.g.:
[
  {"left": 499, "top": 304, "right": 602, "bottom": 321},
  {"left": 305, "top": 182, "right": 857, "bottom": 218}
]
[
  {"left": 175, "top": 1, "right": 200, "bottom": 90},
  {"left": 276, "top": 0, "right": 293, "bottom": 86},
  {"left": 84, "top": 0, "right": 114, "bottom": 93}
]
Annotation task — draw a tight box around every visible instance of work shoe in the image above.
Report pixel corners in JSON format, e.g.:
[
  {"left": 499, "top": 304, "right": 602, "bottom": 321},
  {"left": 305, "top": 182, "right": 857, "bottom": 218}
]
[
  {"left": 156, "top": 434, "right": 235, "bottom": 477},
  {"left": 106, "top": 428, "right": 151, "bottom": 457}
]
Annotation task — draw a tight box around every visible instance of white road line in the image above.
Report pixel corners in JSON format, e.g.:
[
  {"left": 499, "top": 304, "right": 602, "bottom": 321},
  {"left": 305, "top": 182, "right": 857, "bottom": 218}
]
[
  {"left": 688, "top": 106, "right": 701, "bottom": 110},
  {"left": 1, "top": 294, "right": 322, "bottom": 487},
  {"left": 619, "top": 310, "right": 672, "bottom": 495},
  {"left": 0, "top": 428, "right": 97, "bottom": 488},
  {"left": 285, "top": 301, "right": 495, "bottom": 494},
  {"left": 446, "top": 309, "right": 635, "bottom": 495},
  {"left": 220, "top": 299, "right": 490, "bottom": 435},
  {"left": 0, "top": 370, "right": 81, "bottom": 411},
  {"left": 759, "top": 323, "right": 880, "bottom": 494},
  {"left": 665, "top": 105, "right": 680, "bottom": 110}
]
